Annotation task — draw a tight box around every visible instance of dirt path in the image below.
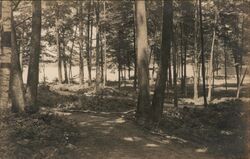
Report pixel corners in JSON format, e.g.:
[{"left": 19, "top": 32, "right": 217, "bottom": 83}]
[{"left": 59, "top": 111, "right": 218, "bottom": 159}]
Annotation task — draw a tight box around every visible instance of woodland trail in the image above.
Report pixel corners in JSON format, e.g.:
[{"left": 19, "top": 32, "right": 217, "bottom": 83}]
[{"left": 56, "top": 111, "right": 217, "bottom": 159}]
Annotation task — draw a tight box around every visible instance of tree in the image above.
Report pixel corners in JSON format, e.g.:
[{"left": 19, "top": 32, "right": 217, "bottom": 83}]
[
  {"left": 0, "top": 1, "right": 12, "bottom": 110},
  {"left": 95, "top": 0, "right": 101, "bottom": 92},
  {"left": 86, "top": 0, "right": 92, "bottom": 86},
  {"left": 151, "top": 0, "right": 173, "bottom": 124},
  {"left": 10, "top": 9, "right": 25, "bottom": 112},
  {"left": 193, "top": 0, "right": 200, "bottom": 103},
  {"left": 25, "top": 0, "right": 41, "bottom": 113},
  {"left": 79, "top": 1, "right": 84, "bottom": 85},
  {"left": 207, "top": 10, "right": 217, "bottom": 102},
  {"left": 135, "top": 0, "right": 151, "bottom": 124},
  {"left": 55, "top": 2, "right": 63, "bottom": 84},
  {"left": 199, "top": 0, "right": 207, "bottom": 107}
]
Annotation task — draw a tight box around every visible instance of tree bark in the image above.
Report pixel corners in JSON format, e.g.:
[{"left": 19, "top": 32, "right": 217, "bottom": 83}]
[
  {"left": 86, "top": 0, "right": 92, "bottom": 86},
  {"left": 193, "top": 0, "right": 199, "bottom": 102},
  {"left": 10, "top": 14, "right": 25, "bottom": 112},
  {"left": 151, "top": 0, "right": 173, "bottom": 124},
  {"left": 224, "top": 39, "right": 227, "bottom": 91},
  {"left": 173, "top": 28, "right": 178, "bottom": 107},
  {"left": 103, "top": 1, "right": 107, "bottom": 86},
  {"left": 69, "top": 26, "right": 77, "bottom": 83},
  {"left": 56, "top": 4, "right": 62, "bottom": 84},
  {"left": 133, "top": 2, "right": 137, "bottom": 90},
  {"left": 135, "top": 0, "right": 151, "bottom": 124},
  {"left": 79, "top": 1, "right": 84, "bottom": 85},
  {"left": 95, "top": 1, "right": 101, "bottom": 92},
  {"left": 62, "top": 33, "right": 68, "bottom": 84},
  {"left": 199, "top": 0, "right": 207, "bottom": 107},
  {"left": 0, "top": 1, "right": 12, "bottom": 110},
  {"left": 207, "top": 13, "right": 217, "bottom": 102},
  {"left": 26, "top": 0, "right": 41, "bottom": 113}
]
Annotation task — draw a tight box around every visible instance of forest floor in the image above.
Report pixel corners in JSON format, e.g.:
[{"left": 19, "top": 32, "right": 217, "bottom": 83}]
[{"left": 0, "top": 79, "right": 250, "bottom": 159}]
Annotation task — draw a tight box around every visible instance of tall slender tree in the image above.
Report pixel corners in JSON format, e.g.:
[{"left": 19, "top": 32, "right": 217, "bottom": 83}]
[
  {"left": 199, "top": 0, "right": 207, "bottom": 107},
  {"left": 95, "top": 1, "right": 101, "bottom": 92},
  {"left": 56, "top": 2, "right": 62, "bottom": 84},
  {"left": 10, "top": 11, "right": 25, "bottom": 112},
  {"left": 135, "top": 0, "right": 151, "bottom": 124},
  {"left": 26, "top": 0, "right": 42, "bottom": 112},
  {"left": 79, "top": 1, "right": 84, "bottom": 85},
  {"left": 0, "top": 1, "right": 12, "bottom": 110},
  {"left": 86, "top": 0, "right": 92, "bottom": 86},
  {"left": 151, "top": 0, "right": 173, "bottom": 124}
]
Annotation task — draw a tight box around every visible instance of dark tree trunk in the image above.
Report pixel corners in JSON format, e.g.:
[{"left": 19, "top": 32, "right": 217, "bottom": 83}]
[
  {"left": 151, "top": 0, "right": 173, "bottom": 124},
  {"left": 26, "top": 0, "right": 41, "bottom": 113},
  {"left": 69, "top": 26, "right": 77, "bottom": 83},
  {"left": 224, "top": 39, "right": 227, "bottom": 91},
  {"left": 133, "top": 2, "right": 137, "bottom": 90},
  {"left": 199, "top": 0, "right": 207, "bottom": 107},
  {"left": 95, "top": 1, "right": 101, "bottom": 91},
  {"left": 86, "top": 0, "right": 92, "bottom": 86},
  {"left": 103, "top": 1, "right": 107, "bottom": 86},
  {"left": 173, "top": 28, "right": 178, "bottom": 107},
  {"left": 79, "top": 1, "right": 84, "bottom": 85},
  {"left": 183, "top": 41, "right": 187, "bottom": 96},
  {"left": 56, "top": 4, "right": 62, "bottom": 84},
  {"left": 62, "top": 34, "right": 68, "bottom": 84}
]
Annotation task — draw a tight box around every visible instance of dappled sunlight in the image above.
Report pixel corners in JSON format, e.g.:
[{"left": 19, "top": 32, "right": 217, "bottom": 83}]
[
  {"left": 123, "top": 136, "right": 142, "bottom": 142},
  {"left": 220, "top": 130, "right": 233, "bottom": 136},
  {"left": 80, "top": 121, "right": 92, "bottom": 126},
  {"left": 196, "top": 147, "right": 208, "bottom": 153},
  {"left": 106, "top": 117, "right": 126, "bottom": 124},
  {"left": 145, "top": 143, "right": 160, "bottom": 148}
]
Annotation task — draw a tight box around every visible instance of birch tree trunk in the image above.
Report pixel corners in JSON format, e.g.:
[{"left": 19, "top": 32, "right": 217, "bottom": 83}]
[
  {"left": 0, "top": 1, "right": 12, "bottom": 110},
  {"left": 207, "top": 13, "right": 217, "bottom": 102}
]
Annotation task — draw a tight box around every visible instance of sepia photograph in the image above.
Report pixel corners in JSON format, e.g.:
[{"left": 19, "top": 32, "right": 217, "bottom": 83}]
[{"left": 0, "top": 0, "right": 249, "bottom": 158}]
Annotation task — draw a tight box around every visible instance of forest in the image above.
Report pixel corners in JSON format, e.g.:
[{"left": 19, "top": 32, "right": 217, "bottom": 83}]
[{"left": 0, "top": 0, "right": 250, "bottom": 158}]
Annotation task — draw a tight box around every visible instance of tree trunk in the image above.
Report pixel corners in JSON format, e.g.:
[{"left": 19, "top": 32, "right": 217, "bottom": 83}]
[
  {"left": 135, "top": 0, "right": 151, "bottom": 124},
  {"left": 237, "top": 68, "right": 247, "bottom": 98},
  {"left": 103, "top": 1, "right": 107, "bottom": 86},
  {"left": 10, "top": 14, "right": 25, "bottom": 112},
  {"left": 133, "top": 2, "right": 137, "bottom": 90},
  {"left": 168, "top": 52, "right": 172, "bottom": 88},
  {"left": 26, "top": 0, "right": 41, "bottom": 113},
  {"left": 180, "top": 23, "right": 184, "bottom": 93},
  {"left": 56, "top": 6, "right": 62, "bottom": 84},
  {"left": 86, "top": 0, "right": 92, "bottom": 86},
  {"left": 207, "top": 14, "right": 217, "bottom": 102},
  {"left": 151, "top": 0, "right": 173, "bottom": 124},
  {"left": 183, "top": 40, "right": 187, "bottom": 96},
  {"left": 173, "top": 28, "right": 178, "bottom": 107},
  {"left": 69, "top": 26, "right": 77, "bottom": 83},
  {"left": 193, "top": 0, "right": 199, "bottom": 102},
  {"left": 62, "top": 34, "right": 68, "bottom": 84},
  {"left": 224, "top": 39, "right": 227, "bottom": 91},
  {"left": 199, "top": 0, "right": 207, "bottom": 107},
  {"left": 0, "top": 1, "right": 12, "bottom": 110},
  {"left": 79, "top": 1, "right": 84, "bottom": 85},
  {"left": 95, "top": 1, "right": 101, "bottom": 92}
]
